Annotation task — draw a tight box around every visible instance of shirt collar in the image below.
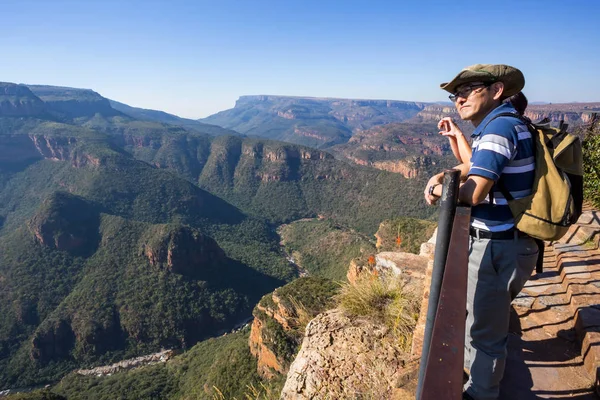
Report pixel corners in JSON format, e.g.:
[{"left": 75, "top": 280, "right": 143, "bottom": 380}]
[{"left": 471, "top": 103, "right": 518, "bottom": 137}]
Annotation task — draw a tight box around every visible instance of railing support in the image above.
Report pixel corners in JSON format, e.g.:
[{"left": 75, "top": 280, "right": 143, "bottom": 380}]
[
  {"left": 416, "top": 169, "right": 461, "bottom": 399},
  {"left": 419, "top": 205, "right": 471, "bottom": 399}
]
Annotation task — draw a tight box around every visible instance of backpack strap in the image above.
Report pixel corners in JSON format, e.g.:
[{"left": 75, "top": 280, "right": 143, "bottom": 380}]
[
  {"left": 482, "top": 112, "right": 530, "bottom": 129},
  {"left": 480, "top": 112, "right": 531, "bottom": 204}
]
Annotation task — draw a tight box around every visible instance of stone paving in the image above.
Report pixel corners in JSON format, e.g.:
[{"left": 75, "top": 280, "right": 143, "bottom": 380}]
[{"left": 500, "top": 207, "right": 600, "bottom": 399}]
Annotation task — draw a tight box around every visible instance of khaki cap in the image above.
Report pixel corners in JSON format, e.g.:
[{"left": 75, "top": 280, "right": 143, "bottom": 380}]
[{"left": 440, "top": 64, "right": 525, "bottom": 97}]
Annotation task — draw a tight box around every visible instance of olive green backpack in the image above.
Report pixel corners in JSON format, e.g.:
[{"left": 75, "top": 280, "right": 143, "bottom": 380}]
[{"left": 491, "top": 113, "right": 584, "bottom": 241}]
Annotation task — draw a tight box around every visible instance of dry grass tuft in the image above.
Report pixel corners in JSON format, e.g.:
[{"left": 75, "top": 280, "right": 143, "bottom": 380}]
[
  {"left": 288, "top": 296, "right": 313, "bottom": 331},
  {"left": 336, "top": 272, "right": 420, "bottom": 351}
]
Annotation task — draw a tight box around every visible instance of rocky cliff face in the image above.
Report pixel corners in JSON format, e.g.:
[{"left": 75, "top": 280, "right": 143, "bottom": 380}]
[
  {"left": 234, "top": 95, "right": 427, "bottom": 129},
  {"left": 249, "top": 293, "right": 297, "bottom": 379},
  {"left": 525, "top": 110, "right": 597, "bottom": 125},
  {"left": 248, "top": 277, "right": 338, "bottom": 380},
  {"left": 0, "top": 133, "right": 101, "bottom": 170},
  {"left": 411, "top": 104, "right": 459, "bottom": 122},
  {"left": 200, "top": 136, "right": 335, "bottom": 185},
  {"left": 28, "top": 192, "right": 100, "bottom": 256},
  {"left": 331, "top": 122, "right": 454, "bottom": 178},
  {"left": 280, "top": 309, "right": 409, "bottom": 400},
  {"left": 29, "top": 135, "right": 77, "bottom": 162},
  {"left": 371, "top": 156, "right": 434, "bottom": 178},
  {"left": 31, "top": 309, "right": 124, "bottom": 364},
  {"left": 526, "top": 103, "right": 600, "bottom": 126},
  {"left": 30, "top": 319, "right": 76, "bottom": 363},
  {"left": 234, "top": 95, "right": 427, "bottom": 114},
  {"left": 141, "top": 225, "right": 225, "bottom": 278},
  {"left": 280, "top": 229, "right": 436, "bottom": 399},
  {"left": 346, "top": 250, "right": 430, "bottom": 287},
  {"left": 0, "top": 83, "right": 47, "bottom": 117}
]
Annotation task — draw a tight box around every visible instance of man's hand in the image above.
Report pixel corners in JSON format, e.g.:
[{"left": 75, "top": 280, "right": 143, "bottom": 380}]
[
  {"left": 424, "top": 173, "right": 443, "bottom": 205},
  {"left": 438, "top": 117, "right": 464, "bottom": 139}
]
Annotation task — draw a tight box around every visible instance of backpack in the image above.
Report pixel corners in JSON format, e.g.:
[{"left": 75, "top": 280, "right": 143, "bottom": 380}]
[{"left": 487, "top": 113, "right": 584, "bottom": 241}]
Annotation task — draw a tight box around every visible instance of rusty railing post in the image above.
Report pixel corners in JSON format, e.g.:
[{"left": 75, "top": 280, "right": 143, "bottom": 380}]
[
  {"left": 416, "top": 169, "right": 461, "bottom": 398},
  {"left": 419, "top": 205, "right": 471, "bottom": 399}
]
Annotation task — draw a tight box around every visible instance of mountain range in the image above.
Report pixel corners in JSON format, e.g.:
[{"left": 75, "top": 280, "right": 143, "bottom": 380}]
[
  {"left": 200, "top": 95, "right": 429, "bottom": 148},
  {"left": 0, "top": 82, "right": 438, "bottom": 390}
]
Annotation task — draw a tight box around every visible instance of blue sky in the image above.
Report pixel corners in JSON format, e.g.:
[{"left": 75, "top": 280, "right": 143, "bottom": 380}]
[{"left": 1, "top": 0, "right": 599, "bottom": 118}]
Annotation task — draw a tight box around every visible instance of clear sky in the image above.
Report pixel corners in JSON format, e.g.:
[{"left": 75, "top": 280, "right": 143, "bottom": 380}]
[{"left": 2, "top": 0, "right": 599, "bottom": 118}]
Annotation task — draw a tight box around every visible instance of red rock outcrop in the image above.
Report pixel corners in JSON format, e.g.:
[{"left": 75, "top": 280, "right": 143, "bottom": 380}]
[
  {"left": 372, "top": 158, "right": 421, "bottom": 178},
  {"left": 412, "top": 105, "right": 459, "bottom": 122},
  {"left": 249, "top": 317, "right": 286, "bottom": 379},
  {"left": 249, "top": 291, "right": 298, "bottom": 379}
]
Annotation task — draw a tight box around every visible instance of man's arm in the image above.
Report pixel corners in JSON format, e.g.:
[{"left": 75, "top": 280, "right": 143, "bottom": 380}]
[
  {"left": 458, "top": 175, "right": 494, "bottom": 205},
  {"left": 424, "top": 162, "right": 470, "bottom": 204},
  {"left": 427, "top": 173, "right": 494, "bottom": 206}
]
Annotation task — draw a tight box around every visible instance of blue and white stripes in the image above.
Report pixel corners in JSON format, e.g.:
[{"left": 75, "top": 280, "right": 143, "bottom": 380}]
[{"left": 468, "top": 103, "right": 536, "bottom": 232}]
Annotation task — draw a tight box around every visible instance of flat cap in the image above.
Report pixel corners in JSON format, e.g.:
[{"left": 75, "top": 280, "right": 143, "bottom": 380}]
[{"left": 440, "top": 64, "right": 525, "bottom": 97}]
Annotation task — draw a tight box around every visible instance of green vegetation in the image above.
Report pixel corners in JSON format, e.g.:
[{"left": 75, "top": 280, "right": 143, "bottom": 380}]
[
  {"left": 0, "top": 126, "right": 293, "bottom": 389},
  {"left": 26, "top": 85, "right": 120, "bottom": 119},
  {"left": 266, "top": 277, "right": 339, "bottom": 317},
  {"left": 44, "top": 329, "right": 273, "bottom": 400},
  {"left": 375, "top": 217, "right": 437, "bottom": 254},
  {"left": 212, "top": 382, "right": 282, "bottom": 400},
  {"left": 582, "top": 118, "right": 600, "bottom": 209},
  {"left": 0, "top": 208, "right": 281, "bottom": 387},
  {"left": 1, "top": 100, "right": 434, "bottom": 236},
  {"left": 278, "top": 219, "right": 375, "bottom": 281},
  {"left": 3, "top": 391, "right": 66, "bottom": 400},
  {"left": 195, "top": 136, "right": 432, "bottom": 234}
]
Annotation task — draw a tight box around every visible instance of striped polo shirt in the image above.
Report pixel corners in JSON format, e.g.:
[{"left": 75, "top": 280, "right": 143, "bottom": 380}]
[{"left": 468, "top": 103, "right": 535, "bottom": 232}]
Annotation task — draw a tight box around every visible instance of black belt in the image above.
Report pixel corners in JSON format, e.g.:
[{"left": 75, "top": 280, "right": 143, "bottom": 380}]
[{"left": 469, "top": 227, "right": 527, "bottom": 240}]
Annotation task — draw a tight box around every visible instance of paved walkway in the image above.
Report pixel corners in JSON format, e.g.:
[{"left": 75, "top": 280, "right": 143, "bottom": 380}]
[{"left": 501, "top": 207, "right": 600, "bottom": 399}]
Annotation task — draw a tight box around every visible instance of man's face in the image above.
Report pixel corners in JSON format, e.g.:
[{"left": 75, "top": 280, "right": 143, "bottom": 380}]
[{"left": 451, "top": 81, "right": 499, "bottom": 124}]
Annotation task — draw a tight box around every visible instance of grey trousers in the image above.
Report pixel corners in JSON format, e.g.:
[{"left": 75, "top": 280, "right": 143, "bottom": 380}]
[{"left": 463, "top": 233, "right": 539, "bottom": 400}]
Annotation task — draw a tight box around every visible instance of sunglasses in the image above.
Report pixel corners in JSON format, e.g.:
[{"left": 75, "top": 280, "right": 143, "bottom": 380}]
[{"left": 448, "top": 82, "right": 493, "bottom": 102}]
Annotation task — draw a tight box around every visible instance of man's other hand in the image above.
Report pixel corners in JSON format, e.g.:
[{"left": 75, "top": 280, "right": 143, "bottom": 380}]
[{"left": 424, "top": 173, "right": 443, "bottom": 205}]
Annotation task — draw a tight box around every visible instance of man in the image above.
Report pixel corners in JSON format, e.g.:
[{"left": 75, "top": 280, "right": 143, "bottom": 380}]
[{"left": 424, "top": 64, "right": 539, "bottom": 400}]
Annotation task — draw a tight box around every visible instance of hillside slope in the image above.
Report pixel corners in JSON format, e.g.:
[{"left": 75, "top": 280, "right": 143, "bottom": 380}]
[
  {"left": 0, "top": 116, "right": 290, "bottom": 389},
  {"left": 108, "top": 99, "right": 239, "bottom": 136}
]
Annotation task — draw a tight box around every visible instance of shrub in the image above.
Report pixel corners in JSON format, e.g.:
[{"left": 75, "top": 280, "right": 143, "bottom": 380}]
[{"left": 582, "top": 116, "right": 600, "bottom": 209}]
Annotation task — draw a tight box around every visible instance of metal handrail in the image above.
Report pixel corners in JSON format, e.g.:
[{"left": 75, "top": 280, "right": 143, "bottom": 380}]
[{"left": 416, "top": 169, "right": 471, "bottom": 399}]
